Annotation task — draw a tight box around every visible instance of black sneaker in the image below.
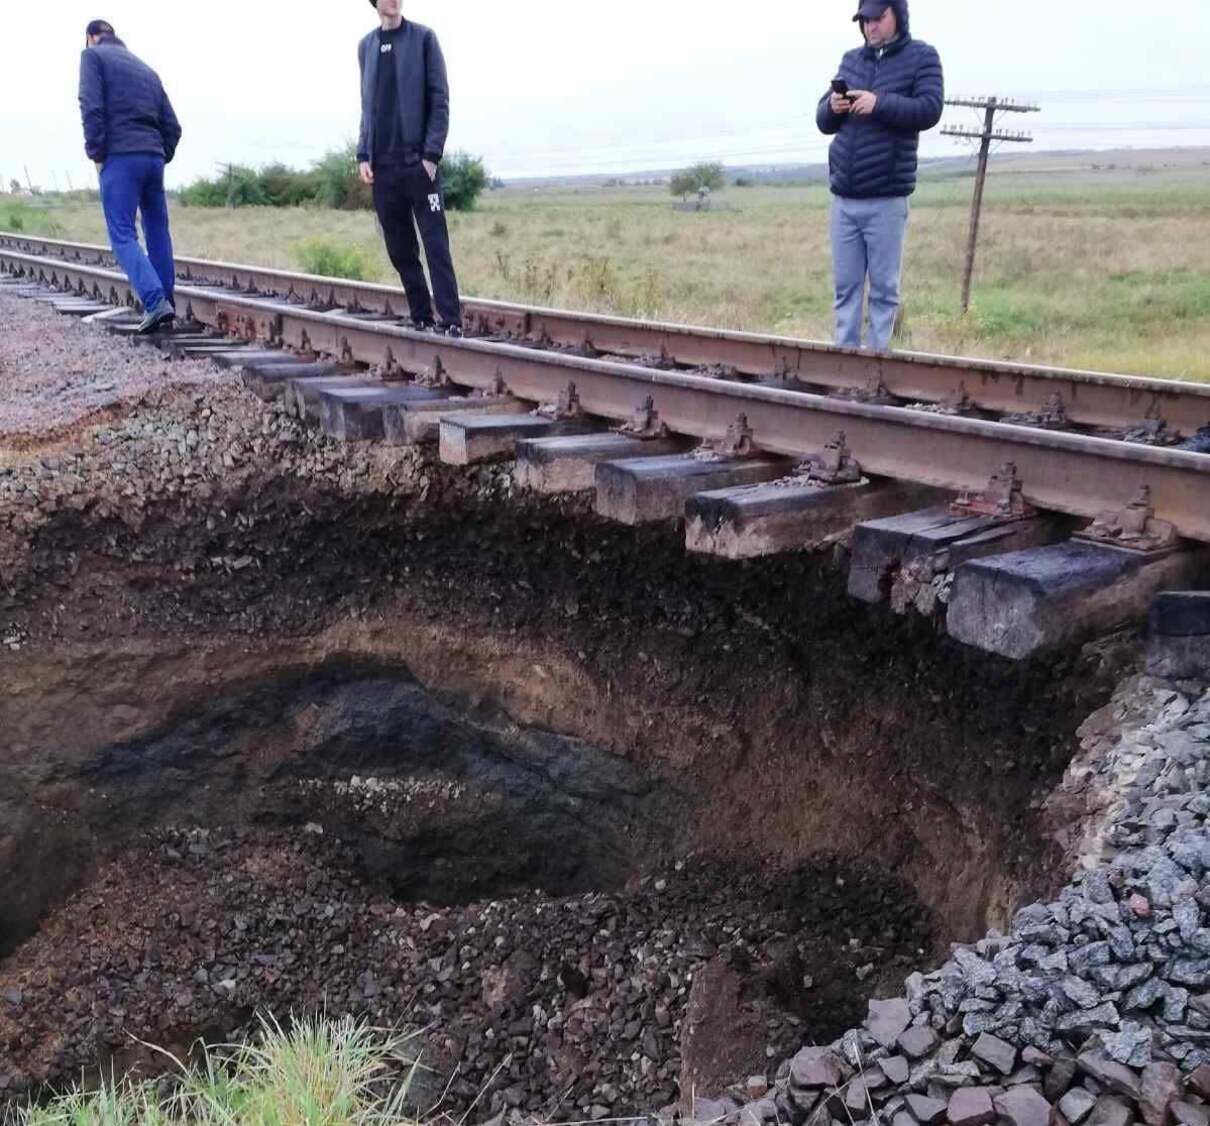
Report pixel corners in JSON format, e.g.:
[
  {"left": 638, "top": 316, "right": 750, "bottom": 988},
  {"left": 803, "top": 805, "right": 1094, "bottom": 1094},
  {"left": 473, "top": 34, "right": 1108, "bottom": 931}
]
[
  {"left": 136, "top": 299, "right": 175, "bottom": 335},
  {"left": 442, "top": 324, "right": 464, "bottom": 339},
  {"left": 409, "top": 320, "right": 436, "bottom": 333}
]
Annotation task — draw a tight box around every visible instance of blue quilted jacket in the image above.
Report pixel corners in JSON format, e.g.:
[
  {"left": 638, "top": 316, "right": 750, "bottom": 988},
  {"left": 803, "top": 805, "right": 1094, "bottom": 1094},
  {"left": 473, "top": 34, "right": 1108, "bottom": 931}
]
[
  {"left": 78, "top": 36, "right": 181, "bottom": 165},
  {"left": 816, "top": 0, "right": 944, "bottom": 199}
]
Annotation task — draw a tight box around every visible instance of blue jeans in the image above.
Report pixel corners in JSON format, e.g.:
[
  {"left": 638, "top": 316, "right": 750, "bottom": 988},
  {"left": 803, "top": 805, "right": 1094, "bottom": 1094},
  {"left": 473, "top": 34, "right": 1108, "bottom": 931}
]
[
  {"left": 830, "top": 195, "right": 910, "bottom": 351},
  {"left": 98, "top": 153, "right": 175, "bottom": 312}
]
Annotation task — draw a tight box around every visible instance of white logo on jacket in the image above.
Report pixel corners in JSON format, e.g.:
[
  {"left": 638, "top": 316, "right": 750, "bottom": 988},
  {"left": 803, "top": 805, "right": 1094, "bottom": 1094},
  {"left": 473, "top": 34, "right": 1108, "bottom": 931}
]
[{"left": 428, "top": 193, "right": 442, "bottom": 213}]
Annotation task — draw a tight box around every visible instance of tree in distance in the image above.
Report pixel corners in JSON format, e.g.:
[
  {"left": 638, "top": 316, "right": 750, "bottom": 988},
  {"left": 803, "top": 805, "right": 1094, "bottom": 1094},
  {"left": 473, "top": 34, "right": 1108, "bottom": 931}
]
[{"left": 670, "top": 161, "right": 725, "bottom": 200}]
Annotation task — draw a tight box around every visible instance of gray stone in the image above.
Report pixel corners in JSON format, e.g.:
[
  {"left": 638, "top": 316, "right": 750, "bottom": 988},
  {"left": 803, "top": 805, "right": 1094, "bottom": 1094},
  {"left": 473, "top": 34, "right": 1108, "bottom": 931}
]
[
  {"left": 899, "top": 1026, "right": 941, "bottom": 1060},
  {"left": 971, "top": 1033, "right": 1017, "bottom": 1077},
  {"left": 881, "top": 1056, "right": 910, "bottom": 1085},
  {"left": 1101, "top": 1020, "right": 1154, "bottom": 1067},
  {"left": 1162, "top": 985, "right": 1189, "bottom": 1023},
  {"left": 1084, "top": 871, "right": 1116, "bottom": 905},
  {"left": 947, "top": 1087, "right": 997, "bottom": 1126},
  {"left": 1062, "top": 976, "right": 1105, "bottom": 1009},
  {"left": 1109, "top": 928, "right": 1137, "bottom": 962},
  {"left": 1087, "top": 1096, "right": 1132, "bottom": 1126},
  {"left": 1076, "top": 1053, "right": 1141, "bottom": 1100},
  {"left": 1169, "top": 959, "right": 1210, "bottom": 987},
  {"left": 1059, "top": 1089, "right": 1098, "bottom": 1125},
  {"left": 1045, "top": 1057, "right": 1078, "bottom": 1102},
  {"left": 961, "top": 1013, "right": 999, "bottom": 1037},
  {"left": 954, "top": 949, "right": 998, "bottom": 989},
  {"left": 1056, "top": 1002, "right": 1120, "bottom": 1032},
  {"left": 1126, "top": 977, "right": 1166, "bottom": 1011},
  {"left": 1138, "top": 1062, "right": 1181, "bottom": 1126},
  {"left": 844, "top": 1079, "right": 873, "bottom": 1120},
  {"left": 993, "top": 1087, "right": 1053, "bottom": 1126},
  {"left": 1188, "top": 1062, "right": 1210, "bottom": 1099},
  {"left": 1115, "top": 963, "right": 1154, "bottom": 992},
  {"left": 1005, "top": 1066, "right": 1042, "bottom": 1087},
  {"left": 789, "top": 1048, "right": 846, "bottom": 1091},
  {"left": 1175, "top": 900, "right": 1203, "bottom": 942},
  {"left": 738, "top": 1098, "right": 779, "bottom": 1125},
  {"left": 906, "top": 1094, "right": 949, "bottom": 1125},
  {"left": 868, "top": 998, "right": 913, "bottom": 1050},
  {"left": 1173, "top": 1103, "right": 1210, "bottom": 1126}
]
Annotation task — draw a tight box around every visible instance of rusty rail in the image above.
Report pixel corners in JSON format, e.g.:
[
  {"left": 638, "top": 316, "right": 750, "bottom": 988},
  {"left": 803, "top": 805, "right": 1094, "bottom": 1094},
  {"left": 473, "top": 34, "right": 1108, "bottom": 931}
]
[
  {"left": 5, "top": 246, "right": 1210, "bottom": 544},
  {"left": 4, "top": 231, "right": 1210, "bottom": 437}
]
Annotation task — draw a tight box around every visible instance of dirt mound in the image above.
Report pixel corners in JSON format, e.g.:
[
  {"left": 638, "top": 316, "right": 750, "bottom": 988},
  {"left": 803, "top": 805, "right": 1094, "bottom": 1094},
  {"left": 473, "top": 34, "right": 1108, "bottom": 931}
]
[{"left": 0, "top": 828, "right": 930, "bottom": 1119}]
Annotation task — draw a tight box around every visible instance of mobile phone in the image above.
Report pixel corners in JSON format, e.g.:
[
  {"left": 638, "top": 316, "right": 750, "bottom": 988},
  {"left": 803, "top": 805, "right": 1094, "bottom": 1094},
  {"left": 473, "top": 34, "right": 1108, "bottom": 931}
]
[{"left": 831, "top": 78, "right": 850, "bottom": 96}]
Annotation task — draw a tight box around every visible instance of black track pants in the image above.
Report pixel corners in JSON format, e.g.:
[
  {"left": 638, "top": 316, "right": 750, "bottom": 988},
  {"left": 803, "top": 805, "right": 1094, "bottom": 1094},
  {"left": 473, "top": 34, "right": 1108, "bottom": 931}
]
[{"left": 372, "top": 161, "right": 462, "bottom": 327}]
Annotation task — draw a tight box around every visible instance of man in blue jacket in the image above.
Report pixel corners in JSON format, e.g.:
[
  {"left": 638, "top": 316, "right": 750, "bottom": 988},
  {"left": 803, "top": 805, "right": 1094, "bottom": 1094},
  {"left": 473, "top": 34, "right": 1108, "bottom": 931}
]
[
  {"left": 356, "top": 0, "right": 462, "bottom": 336},
  {"left": 78, "top": 19, "right": 182, "bottom": 334},
  {"left": 817, "top": 0, "right": 943, "bottom": 351}
]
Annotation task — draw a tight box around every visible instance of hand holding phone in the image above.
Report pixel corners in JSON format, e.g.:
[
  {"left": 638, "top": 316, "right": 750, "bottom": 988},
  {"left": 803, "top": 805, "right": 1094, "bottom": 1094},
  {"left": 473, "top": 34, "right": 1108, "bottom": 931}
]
[{"left": 830, "top": 77, "right": 853, "bottom": 114}]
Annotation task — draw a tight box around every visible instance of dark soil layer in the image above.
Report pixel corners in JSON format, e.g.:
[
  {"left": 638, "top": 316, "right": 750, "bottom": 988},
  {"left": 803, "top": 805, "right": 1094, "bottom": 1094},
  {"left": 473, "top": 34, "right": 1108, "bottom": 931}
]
[
  {"left": 2, "top": 460, "right": 1129, "bottom": 939},
  {"left": 0, "top": 325, "right": 1133, "bottom": 1116},
  {"left": 0, "top": 827, "right": 930, "bottom": 1119}
]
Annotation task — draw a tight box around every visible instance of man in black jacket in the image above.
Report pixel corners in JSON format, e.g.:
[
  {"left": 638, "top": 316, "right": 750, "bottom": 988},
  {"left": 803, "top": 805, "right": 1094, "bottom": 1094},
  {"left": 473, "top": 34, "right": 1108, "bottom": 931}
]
[
  {"left": 78, "top": 19, "right": 182, "bottom": 334},
  {"left": 817, "top": 0, "right": 943, "bottom": 350},
  {"left": 357, "top": 0, "right": 462, "bottom": 335}
]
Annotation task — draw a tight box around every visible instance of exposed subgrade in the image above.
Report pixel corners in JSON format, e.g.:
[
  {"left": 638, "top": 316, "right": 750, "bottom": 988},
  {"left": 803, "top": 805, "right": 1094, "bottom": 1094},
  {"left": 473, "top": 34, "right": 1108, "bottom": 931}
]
[{"left": 0, "top": 292, "right": 1137, "bottom": 1118}]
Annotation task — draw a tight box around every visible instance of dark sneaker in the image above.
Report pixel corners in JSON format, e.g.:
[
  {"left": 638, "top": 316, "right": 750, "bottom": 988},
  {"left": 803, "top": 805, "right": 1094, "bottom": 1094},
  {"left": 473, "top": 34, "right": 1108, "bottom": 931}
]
[
  {"left": 442, "top": 324, "right": 464, "bottom": 339},
  {"left": 409, "top": 320, "right": 436, "bottom": 333},
  {"left": 136, "top": 300, "right": 175, "bottom": 335}
]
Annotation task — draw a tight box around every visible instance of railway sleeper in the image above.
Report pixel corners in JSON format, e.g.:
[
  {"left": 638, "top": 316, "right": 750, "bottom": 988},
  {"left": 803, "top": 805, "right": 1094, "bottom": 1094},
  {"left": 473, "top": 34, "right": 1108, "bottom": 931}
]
[{"left": 948, "top": 540, "right": 1210, "bottom": 660}]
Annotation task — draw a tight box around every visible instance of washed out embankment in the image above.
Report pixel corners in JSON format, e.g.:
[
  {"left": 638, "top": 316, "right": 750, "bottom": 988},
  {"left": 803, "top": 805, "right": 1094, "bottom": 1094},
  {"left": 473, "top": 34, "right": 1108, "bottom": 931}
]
[{"left": 0, "top": 292, "right": 1128, "bottom": 1114}]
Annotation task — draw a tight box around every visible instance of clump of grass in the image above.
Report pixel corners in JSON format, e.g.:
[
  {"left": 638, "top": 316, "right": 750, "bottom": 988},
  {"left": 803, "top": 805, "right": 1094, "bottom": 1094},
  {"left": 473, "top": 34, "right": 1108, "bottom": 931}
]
[
  {"left": 293, "top": 238, "right": 371, "bottom": 281},
  {"left": 10, "top": 1013, "right": 420, "bottom": 1126}
]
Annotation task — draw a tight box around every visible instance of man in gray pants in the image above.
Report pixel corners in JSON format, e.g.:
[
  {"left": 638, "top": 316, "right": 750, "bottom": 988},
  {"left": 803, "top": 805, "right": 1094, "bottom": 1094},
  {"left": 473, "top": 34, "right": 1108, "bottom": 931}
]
[{"left": 817, "top": 0, "right": 943, "bottom": 350}]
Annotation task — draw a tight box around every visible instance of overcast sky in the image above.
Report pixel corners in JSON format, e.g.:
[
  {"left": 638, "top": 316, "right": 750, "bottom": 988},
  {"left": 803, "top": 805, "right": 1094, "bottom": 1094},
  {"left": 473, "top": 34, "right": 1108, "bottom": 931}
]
[{"left": 4, "top": 2, "right": 1210, "bottom": 190}]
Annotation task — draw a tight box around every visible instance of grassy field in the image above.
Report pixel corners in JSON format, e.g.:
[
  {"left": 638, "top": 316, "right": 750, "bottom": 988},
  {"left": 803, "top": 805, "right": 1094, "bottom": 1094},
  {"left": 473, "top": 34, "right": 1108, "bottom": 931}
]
[{"left": 5, "top": 148, "right": 1210, "bottom": 380}]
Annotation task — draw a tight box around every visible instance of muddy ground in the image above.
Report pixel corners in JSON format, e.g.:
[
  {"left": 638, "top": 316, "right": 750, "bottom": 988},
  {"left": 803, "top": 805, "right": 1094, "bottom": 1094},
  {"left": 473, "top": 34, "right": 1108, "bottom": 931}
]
[{"left": 0, "top": 292, "right": 1135, "bottom": 1117}]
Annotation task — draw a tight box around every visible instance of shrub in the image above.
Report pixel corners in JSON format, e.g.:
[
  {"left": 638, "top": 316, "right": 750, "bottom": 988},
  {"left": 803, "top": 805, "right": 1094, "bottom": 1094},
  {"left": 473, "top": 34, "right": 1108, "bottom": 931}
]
[
  {"left": 173, "top": 146, "right": 491, "bottom": 213},
  {"left": 441, "top": 152, "right": 488, "bottom": 212},
  {"left": 294, "top": 238, "right": 371, "bottom": 280}
]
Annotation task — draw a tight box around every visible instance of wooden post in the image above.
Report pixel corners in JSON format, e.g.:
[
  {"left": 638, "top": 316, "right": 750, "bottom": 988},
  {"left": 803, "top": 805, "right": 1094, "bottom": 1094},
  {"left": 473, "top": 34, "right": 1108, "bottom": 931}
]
[
  {"left": 941, "top": 96, "right": 1040, "bottom": 316},
  {"left": 960, "top": 101, "right": 997, "bottom": 315}
]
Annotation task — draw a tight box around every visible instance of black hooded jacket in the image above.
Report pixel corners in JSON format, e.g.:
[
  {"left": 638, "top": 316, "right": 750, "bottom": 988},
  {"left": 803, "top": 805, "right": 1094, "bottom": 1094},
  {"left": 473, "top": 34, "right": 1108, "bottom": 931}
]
[{"left": 815, "top": 0, "right": 943, "bottom": 199}]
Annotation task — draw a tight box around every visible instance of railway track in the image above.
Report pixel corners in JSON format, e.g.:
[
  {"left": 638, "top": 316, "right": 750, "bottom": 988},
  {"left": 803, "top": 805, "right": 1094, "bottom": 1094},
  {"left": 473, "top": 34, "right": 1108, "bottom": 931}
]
[
  {"left": 6, "top": 231, "right": 1210, "bottom": 439},
  {"left": 4, "top": 234, "right": 1210, "bottom": 659}
]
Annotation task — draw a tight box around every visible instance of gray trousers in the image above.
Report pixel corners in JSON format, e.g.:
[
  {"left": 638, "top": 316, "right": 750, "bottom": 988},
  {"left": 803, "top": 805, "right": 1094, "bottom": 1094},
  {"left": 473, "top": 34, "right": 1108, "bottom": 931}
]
[{"left": 830, "top": 194, "right": 910, "bottom": 351}]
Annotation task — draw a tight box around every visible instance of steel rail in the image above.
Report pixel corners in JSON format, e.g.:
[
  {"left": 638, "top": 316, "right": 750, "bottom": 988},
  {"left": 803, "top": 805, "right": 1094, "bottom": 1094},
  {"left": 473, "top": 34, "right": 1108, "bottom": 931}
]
[
  {"left": 4, "top": 230, "right": 1210, "bottom": 437},
  {"left": 5, "top": 246, "right": 1210, "bottom": 543}
]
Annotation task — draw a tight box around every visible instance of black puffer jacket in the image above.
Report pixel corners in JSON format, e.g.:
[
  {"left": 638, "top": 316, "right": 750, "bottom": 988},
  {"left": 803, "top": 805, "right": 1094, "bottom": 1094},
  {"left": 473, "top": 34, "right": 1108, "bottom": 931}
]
[
  {"left": 78, "top": 36, "right": 181, "bottom": 164},
  {"left": 816, "top": 0, "right": 943, "bottom": 199}
]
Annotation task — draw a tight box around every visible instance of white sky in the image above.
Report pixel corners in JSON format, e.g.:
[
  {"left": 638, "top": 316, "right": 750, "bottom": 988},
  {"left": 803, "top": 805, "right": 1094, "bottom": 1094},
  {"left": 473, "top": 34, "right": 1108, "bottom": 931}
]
[{"left": 3, "top": 2, "right": 1210, "bottom": 189}]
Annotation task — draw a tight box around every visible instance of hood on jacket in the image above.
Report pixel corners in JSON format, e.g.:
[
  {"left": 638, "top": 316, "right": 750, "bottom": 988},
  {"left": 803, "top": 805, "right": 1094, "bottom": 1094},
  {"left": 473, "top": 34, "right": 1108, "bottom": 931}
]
[{"left": 856, "top": 0, "right": 910, "bottom": 42}]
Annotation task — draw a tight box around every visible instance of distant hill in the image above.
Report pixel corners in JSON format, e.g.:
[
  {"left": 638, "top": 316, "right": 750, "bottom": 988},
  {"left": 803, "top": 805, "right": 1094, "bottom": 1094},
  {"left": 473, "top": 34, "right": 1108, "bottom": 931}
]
[{"left": 499, "top": 146, "right": 1210, "bottom": 190}]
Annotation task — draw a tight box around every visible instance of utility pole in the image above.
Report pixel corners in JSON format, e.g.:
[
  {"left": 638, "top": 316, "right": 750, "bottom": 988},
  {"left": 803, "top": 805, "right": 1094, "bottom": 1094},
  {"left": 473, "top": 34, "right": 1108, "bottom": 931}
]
[
  {"left": 23, "top": 165, "right": 34, "bottom": 194},
  {"left": 218, "top": 162, "right": 236, "bottom": 208},
  {"left": 941, "top": 96, "right": 1040, "bottom": 314}
]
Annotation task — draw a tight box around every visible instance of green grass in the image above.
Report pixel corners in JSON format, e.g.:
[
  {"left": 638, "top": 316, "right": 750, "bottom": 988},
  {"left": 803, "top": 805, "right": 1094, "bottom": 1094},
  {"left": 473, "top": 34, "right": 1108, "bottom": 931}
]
[
  {"left": 7, "top": 1014, "right": 421, "bottom": 1126},
  {"left": 293, "top": 238, "right": 372, "bottom": 281},
  {"left": 4, "top": 150, "right": 1210, "bottom": 379}
]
